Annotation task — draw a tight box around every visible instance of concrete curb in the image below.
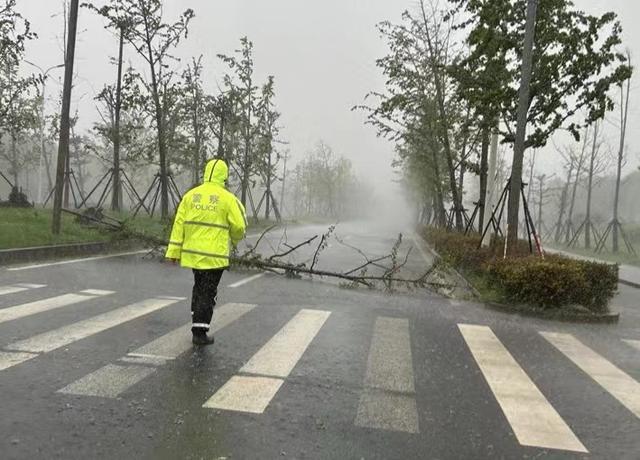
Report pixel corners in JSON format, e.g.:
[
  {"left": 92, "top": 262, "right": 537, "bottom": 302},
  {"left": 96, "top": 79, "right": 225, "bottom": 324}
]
[
  {"left": 0, "top": 240, "right": 142, "bottom": 266},
  {"left": 485, "top": 301, "right": 620, "bottom": 324},
  {"left": 618, "top": 279, "right": 640, "bottom": 290}
]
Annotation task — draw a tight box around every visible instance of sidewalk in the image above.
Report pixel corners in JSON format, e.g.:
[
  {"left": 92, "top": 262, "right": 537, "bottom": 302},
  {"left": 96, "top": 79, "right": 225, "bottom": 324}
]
[{"left": 548, "top": 248, "right": 640, "bottom": 289}]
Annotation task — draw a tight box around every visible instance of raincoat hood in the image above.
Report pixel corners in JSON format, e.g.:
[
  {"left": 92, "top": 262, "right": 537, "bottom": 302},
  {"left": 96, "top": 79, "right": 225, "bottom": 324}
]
[
  {"left": 203, "top": 159, "right": 228, "bottom": 186},
  {"left": 166, "top": 156, "right": 247, "bottom": 269}
]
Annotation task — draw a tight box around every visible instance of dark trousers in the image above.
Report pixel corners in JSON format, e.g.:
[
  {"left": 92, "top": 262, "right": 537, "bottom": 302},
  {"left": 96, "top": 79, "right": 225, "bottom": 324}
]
[{"left": 191, "top": 268, "right": 224, "bottom": 333}]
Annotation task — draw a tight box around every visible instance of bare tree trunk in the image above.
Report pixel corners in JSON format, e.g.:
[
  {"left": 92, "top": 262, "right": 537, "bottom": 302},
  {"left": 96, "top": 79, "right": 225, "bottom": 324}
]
[
  {"left": 526, "top": 149, "right": 537, "bottom": 205},
  {"left": 428, "top": 144, "right": 446, "bottom": 227},
  {"left": 419, "top": 1, "right": 463, "bottom": 230},
  {"left": 457, "top": 160, "right": 465, "bottom": 208},
  {"left": 612, "top": 68, "right": 631, "bottom": 253},
  {"left": 71, "top": 130, "right": 85, "bottom": 195},
  {"left": 111, "top": 27, "right": 124, "bottom": 212},
  {"left": 192, "top": 96, "right": 201, "bottom": 186},
  {"left": 10, "top": 134, "right": 18, "bottom": 186},
  {"left": 38, "top": 82, "right": 53, "bottom": 202},
  {"left": 193, "top": 133, "right": 201, "bottom": 186},
  {"left": 217, "top": 112, "right": 225, "bottom": 160},
  {"left": 565, "top": 129, "right": 589, "bottom": 243},
  {"left": 537, "top": 174, "right": 545, "bottom": 231},
  {"left": 478, "top": 126, "right": 490, "bottom": 233},
  {"left": 43, "top": 146, "right": 53, "bottom": 192},
  {"left": 481, "top": 130, "right": 499, "bottom": 246},
  {"left": 585, "top": 121, "right": 599, "bottom": 249},
  {"left": 280, "top": 152, "right": 288, "bottom": 217},
  {"left": 52, "top": 0, "right": 78, "bottom": 233},
  {"left": 555, "top": 163, "right": 573, "bottom": 243},
  {"left": 143, "top": 22, "right": 169, "bottom": 220},
  {"left": 63, "top": 150, "right": 70, "bottom": 208},
  {"left": 265, "top": 166, "right": 271, "bottom": 220},
  {"left": 241, "top": 78, "right": 253, "bottom": 207},
  {"left": 506, "top": 0, "right": 538, "bottom": 255},
  {"left": 433, "top": 75, "right": 462, "bottom": 229}
]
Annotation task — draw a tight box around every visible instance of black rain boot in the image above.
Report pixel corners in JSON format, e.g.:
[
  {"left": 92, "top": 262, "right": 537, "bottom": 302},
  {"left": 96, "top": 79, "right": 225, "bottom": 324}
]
[{"left": 192, "top": 329, "right": 215, "bottom": 346}]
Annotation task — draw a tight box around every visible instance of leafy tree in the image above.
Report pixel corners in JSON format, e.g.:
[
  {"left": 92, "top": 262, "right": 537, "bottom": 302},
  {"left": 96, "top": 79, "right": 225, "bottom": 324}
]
[
  {"left": 357, "top": 2, "right": 471, "bottom": 228},
  {"left": 83, "top": 0, "right": 135, "bottom": 211},
  {"left": 208, "top": 92, "right": 237, "bottom": 162},
  {"left": 218, "top": 37, "right": 283, "bottom": 219},
  {"left": 564, "top": 129, "right": 589, "bottom": 242},
  {"left": 218, "top": 37, "right": 259, "bottom": 207},
  {"left": 607, "top": 61, "right": 632, "bottom": 253},
  {"left": 416, "top": 0, "right": 466, "bottom": 229},
  {"left": 291, "top": 142, "right": 359, "bottom": 219},
  {"left": 90, "top": 78, "right": 155, "bottom": 177},
  {"left": 117, "top": 0, "right": 194, "bottom": 219},
  {"left": 179, "top": 56, "right": 211, "bottom": 186},
  {"left": 0, "top": 0, "right": 37, "bottom": 128},
  {"left": 69, "top": 121, "right": 92, "bottom": 195},
  {"left": 553, "top": 151, "right": 576, "bottom": 243},
  {"left": 0, "top": 65, "right": 39, "bottom": 187},
  {"left": 552, "top": 132, "right": 588, "bottom": 242},
  {"left": 450, "top": 0, "right": 632, "bottom": 252},
  {"left": 254, "top": 76, "right": 281, "bottom": 220},
  {"left": 562, "top": 119, "right": 611, "bottom": 249},
  {"left": 0, "top": 1, "right": 39, "bottom": 196},
  {"left": 51, "top": 0, "right": 80, "bottom": 233}
]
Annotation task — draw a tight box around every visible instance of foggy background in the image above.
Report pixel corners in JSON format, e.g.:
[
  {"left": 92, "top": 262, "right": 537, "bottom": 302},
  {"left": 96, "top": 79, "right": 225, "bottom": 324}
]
[{"left": 11, "top": 0, "right": 640, "bottom": 223}]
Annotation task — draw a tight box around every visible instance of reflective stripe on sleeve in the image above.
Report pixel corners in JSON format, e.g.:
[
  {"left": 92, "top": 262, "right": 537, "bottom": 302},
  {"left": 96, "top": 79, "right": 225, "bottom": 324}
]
[
  {"left": 192, "top": 323, "right": 210, "bottom": 330},
  {"left": 184, "top": 221, "right": 230, "bottom": 231}
]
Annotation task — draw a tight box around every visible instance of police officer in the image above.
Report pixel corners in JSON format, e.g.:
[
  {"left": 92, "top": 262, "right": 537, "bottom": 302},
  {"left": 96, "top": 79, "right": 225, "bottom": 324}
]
[{"left": 165, "top": 158, "right": 247, "bottom": 345}]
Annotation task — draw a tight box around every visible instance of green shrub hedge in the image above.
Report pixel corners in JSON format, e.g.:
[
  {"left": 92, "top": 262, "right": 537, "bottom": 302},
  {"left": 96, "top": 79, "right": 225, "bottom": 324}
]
[{"left": 422, "top": 227, "right": 618, "bottom": 312}]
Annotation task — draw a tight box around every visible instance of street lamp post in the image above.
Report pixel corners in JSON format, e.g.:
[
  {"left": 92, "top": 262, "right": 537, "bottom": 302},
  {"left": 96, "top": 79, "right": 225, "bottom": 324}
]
[{"left": 24, "top": 60, "right": 64, "bottom": 204}]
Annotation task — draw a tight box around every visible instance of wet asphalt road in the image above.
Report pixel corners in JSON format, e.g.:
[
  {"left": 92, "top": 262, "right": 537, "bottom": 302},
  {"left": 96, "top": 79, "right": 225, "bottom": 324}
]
[{"left": 0, "top": 221, "right": 639, "bottom": 460}]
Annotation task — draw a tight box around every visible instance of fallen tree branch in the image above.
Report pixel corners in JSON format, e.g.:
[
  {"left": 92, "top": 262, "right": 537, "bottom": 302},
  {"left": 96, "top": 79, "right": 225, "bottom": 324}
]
[
  {"left": 242, "top": 224, "right": 278, "bottom": 257},
  {"left": 343, "top": 254, "right": 392, "bottom": 276},
  {"left": 267, "top": 235, "right": 318, "bottom": 261},
  {"left": 233, "top": 255, "right": 447, "bottom": 289},
  {"left": 336, "top": 234, "right": 393, "bottom": 274},
  {"left": 61, "top": 208, "right": 455, "bottom": 291},
  {"left": 310, "top": 225, "right": 335, "bottom": 271}
]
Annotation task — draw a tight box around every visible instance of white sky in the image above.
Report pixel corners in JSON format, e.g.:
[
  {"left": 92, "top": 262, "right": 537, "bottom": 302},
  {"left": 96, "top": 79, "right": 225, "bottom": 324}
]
[{"left": 18, "top": 0, "right": 640, "bottom": 188}]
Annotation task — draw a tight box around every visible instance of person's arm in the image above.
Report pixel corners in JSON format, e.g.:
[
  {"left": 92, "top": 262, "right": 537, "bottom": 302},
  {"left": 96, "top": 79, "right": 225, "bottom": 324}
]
[
  {"left": 165, "top": 198, "right": 186, "bottom": 261},
  {"left": 228, "top": 196, "right": 247, "bottom": 246}
]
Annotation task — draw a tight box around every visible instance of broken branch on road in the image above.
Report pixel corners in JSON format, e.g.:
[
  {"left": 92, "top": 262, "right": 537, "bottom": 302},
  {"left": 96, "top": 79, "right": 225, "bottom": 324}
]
[
  {"left": 62, "top": 208, "right": 456, "bottom": 292},
  {"left": 266, "top": 235, "right": 318, "bottom": 261}
]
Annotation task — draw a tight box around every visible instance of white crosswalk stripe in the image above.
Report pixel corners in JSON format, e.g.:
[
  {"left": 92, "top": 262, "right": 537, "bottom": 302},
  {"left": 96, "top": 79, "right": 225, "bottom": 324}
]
[
  {"left": 8, "top": 297, "right": 184, "bottom": 353},
  {"left": 541, "top": 331, "right": 640, "bottom": 419},
  {"left": 2, "top": 291, "right": 639, "bottom": 449},
  {"left": 59, "top": 364, "right": 158, "bottom": 398},
  {"left": 355, "top": 317, "right": 419, "bottom": 434},
  {"left": 59, "top": 303, "right": 257, "bottom": 398},
  {"left": 0, "top": 283, "right": 46, "bottom": 296},
  {"left": 460, "top": 324, "right": 587, "bottom": 452},
  {"left": 203, "top": 309, "right": 330, "bottom": 413},
  {"left": 0, "top": 350, "right": 39, "bottom": 371},
  {"left": 0, "top": 289, "right": 114, "bottom": 324},
  {"left": 0, "top": 297, "right": 183, "bottom": 371},
  {"left": 228, "top": 274, "right": 265, "bottom": 288}
]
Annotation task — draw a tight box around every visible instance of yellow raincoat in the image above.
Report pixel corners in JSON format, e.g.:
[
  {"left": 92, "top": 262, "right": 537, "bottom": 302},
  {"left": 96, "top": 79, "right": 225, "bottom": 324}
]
[{"left": 165, "top": 159, "right": 247, "bottom": 269}]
